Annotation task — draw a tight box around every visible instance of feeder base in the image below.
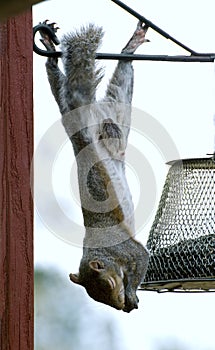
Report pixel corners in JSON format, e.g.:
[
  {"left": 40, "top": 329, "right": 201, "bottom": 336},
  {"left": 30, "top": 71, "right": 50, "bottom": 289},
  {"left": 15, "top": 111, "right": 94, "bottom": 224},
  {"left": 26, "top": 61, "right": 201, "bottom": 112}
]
[{"left": 140, "top": 278, "right": 215, "bottom": 293}]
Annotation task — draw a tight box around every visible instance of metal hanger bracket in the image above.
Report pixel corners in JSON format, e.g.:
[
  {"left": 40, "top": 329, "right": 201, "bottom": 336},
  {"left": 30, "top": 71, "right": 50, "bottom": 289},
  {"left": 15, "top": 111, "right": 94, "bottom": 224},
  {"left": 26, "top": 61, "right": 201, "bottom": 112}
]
[{"left": 33, "top": 0, "right": 215, "bottom": 62}]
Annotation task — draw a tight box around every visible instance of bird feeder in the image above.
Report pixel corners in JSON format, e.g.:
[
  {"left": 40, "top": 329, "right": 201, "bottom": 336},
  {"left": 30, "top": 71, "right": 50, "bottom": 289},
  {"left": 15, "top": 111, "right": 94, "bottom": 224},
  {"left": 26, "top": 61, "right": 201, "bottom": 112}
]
[{"left": 141, "top": 157, "right": 215, "bottom": 292}]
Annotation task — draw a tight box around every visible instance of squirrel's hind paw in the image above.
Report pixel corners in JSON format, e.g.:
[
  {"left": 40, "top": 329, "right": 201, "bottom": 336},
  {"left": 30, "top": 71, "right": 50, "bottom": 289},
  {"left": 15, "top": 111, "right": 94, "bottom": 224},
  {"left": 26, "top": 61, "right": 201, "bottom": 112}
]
[
  {"left": 39, "top": 20, "right": 60, "bottom": 52},
  {"left": 122, "top": 21, "right": 150, "bottom": 54}
]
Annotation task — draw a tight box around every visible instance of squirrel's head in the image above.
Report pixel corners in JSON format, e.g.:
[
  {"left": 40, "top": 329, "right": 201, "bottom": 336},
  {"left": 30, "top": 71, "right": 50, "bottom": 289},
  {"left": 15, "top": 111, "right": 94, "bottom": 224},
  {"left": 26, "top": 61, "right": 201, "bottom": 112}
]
[{"left": 69, "top": 259, "right": 125, "bottom": 310}]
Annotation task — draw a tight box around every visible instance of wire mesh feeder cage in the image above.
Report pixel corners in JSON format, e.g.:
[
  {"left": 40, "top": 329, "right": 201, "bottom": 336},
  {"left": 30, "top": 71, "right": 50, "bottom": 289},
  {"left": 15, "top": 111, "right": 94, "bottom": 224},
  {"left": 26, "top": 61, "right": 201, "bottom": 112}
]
[{"left": 141, "top": 157, "right": 215, "bottom": 292}]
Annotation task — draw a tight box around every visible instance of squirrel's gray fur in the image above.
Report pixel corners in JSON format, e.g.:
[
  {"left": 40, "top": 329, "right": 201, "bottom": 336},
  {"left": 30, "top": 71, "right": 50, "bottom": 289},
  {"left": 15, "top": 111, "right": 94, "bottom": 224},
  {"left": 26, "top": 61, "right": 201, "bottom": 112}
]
[{"left": 42, "top": 22, "right": 149, "bottom": 312}]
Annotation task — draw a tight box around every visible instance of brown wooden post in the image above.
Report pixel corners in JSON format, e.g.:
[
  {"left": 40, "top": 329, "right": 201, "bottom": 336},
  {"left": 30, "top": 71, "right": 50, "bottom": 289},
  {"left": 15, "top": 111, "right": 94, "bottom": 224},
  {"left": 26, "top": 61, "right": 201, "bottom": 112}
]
[{"left": 0, "top": 11, "right": 34, "bottom": 350}]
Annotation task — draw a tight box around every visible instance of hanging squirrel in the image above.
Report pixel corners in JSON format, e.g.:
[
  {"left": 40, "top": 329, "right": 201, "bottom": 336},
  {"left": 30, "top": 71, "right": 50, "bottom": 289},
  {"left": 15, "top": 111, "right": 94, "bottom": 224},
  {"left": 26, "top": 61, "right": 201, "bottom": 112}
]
[{"left": 40, "top": 21, "right": 150, "bottom": 312}]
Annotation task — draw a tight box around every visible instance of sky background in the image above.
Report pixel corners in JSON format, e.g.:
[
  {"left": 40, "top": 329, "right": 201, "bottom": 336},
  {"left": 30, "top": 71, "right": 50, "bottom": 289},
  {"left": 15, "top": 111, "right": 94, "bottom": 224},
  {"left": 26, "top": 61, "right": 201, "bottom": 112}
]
[{"left": 33, "top": 1, "right": 215, "bottom": 349}]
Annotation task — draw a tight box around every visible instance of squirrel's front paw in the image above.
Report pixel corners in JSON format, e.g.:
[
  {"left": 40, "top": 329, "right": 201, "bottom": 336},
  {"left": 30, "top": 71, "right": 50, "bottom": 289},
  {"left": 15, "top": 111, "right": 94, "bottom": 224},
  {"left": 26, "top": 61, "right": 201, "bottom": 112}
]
[{"left": 123, "top": 291, "right": 139, "bottom": 313}]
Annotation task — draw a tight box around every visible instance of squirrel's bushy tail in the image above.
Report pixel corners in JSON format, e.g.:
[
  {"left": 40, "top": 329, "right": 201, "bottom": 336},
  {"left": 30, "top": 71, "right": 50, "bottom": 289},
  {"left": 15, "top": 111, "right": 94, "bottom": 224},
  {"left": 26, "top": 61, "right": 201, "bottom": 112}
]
[{"left": 61, "top": 24, "right": 104, "bottom": 107}]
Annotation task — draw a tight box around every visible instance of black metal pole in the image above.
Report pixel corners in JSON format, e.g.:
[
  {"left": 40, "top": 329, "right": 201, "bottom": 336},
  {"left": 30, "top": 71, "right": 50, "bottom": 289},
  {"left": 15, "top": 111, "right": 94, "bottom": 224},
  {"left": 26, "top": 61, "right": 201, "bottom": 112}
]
[{"left": 96, "top": 53, "right": 215, "bottom": 62}]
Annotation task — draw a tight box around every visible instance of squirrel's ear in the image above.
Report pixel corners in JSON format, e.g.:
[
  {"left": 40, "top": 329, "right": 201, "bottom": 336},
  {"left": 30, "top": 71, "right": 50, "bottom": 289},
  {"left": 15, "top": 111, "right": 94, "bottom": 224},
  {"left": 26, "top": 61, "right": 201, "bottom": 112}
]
[
  {"left": 89, "top": 260, "right": 105, "bottom": 272},
  {"left": 69, "top": 272, "right": 81, "bottom": 284}
]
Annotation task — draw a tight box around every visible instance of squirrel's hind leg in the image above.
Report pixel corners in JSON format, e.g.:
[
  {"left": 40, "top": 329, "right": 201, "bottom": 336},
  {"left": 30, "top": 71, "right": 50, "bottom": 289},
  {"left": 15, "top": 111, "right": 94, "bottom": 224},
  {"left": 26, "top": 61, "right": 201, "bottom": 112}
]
[
  {"left": 40, "top": 21, "right": 67, "bottom": 114},
  {"left": 103, "top": 22, "right": 149, "bottom": 105}
]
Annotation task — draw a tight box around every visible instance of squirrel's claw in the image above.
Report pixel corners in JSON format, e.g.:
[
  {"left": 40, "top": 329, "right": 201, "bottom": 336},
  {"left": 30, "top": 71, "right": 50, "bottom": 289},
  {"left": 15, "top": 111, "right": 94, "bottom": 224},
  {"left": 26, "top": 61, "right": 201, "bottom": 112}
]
[{"left": 137, "top": 20, "right": 148, "bottom": 32}]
